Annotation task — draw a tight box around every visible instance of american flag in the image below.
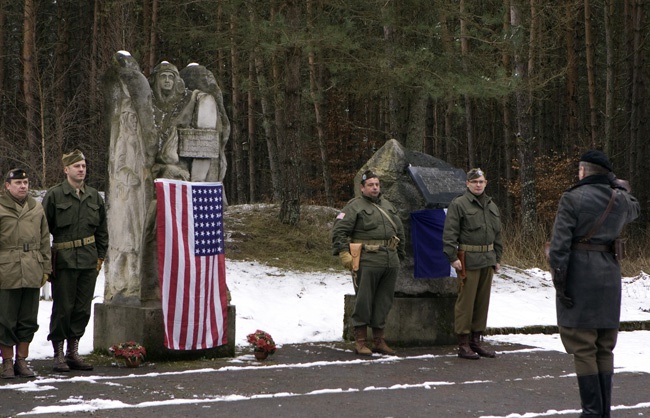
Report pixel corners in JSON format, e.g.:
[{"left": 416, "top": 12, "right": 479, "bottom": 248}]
[{"left": 155, "top": 179, "right": 228, "bottom": 350}]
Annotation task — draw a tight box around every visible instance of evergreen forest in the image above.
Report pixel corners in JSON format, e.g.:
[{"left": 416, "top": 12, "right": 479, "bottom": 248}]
[{"left": 0, "top": 0, "right": 648, "bottom": 242}]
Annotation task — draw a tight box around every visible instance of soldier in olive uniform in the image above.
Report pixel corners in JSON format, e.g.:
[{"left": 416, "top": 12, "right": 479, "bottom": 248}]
[
  {"left": 443, "top": 168, "right": 502, "bottom": 360},
  {"left": 43, "top": 150, "right": 109, "bottom": 372},
  {"left": 332, "top": 170, "right": 405, "bottom": 356},
  {"left": 0, "top": 169, "right": 51, "bottom": 379},
  {"left": 549, "top": 150, "right": 639, "bottom": 416}
]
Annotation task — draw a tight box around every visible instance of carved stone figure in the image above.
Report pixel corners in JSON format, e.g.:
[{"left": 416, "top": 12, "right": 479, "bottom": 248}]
[{"left": 102, "top": 53, "right": 229, "bottom": 304}]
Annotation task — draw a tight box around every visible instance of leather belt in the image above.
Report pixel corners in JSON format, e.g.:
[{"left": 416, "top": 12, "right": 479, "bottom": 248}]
[
  {"left": 459, "top": 243, "right": 494, "bottom": 252},
  {"left": 352, "top": 239, "right": 390, "bottom": 246},
  {"left": 571, "top": 242, "right": 612, "bottom": 253},
  {"left": 53, "top": 236, "right": 95, "bottom": 250}
]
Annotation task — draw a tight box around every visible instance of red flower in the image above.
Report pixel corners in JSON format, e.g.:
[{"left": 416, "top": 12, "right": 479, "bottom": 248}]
[
  {"left": 109, "top": 341, "right": 147, "bottom": 361},
  {"left": 246, "top": 330, "right": 276, "bottom": 354}
]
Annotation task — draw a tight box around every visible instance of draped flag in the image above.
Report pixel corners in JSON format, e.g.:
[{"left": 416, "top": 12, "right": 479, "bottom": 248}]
[
  {"left": 411, "top": 209, "right": 454, "bottom": 279},
  {"left": 155, "top": 179, "right": 228, "bottom": 350}
]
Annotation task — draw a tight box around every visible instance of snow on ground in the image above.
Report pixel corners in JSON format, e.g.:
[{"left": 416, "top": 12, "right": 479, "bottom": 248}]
[{"left": 29, "top": 262, "right": 650, "bottom": 374}]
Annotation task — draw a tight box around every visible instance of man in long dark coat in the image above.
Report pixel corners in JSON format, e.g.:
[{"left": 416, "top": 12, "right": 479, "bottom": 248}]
[{"left": 549, "top": 150, "right": 640, "bottom": 417}]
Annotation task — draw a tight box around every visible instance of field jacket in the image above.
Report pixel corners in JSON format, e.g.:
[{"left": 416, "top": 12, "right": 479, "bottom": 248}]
[
  {"left": 0, "top": 194, "right": 51, "bottom": 289},
  {"left": 443, "top": 189, "right": 502, "bottom": 270}
]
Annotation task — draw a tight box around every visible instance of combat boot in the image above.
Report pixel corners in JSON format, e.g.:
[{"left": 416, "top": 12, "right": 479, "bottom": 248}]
[
  {"left": 372, "top": 327, "right": 396, "bottom": 355},
  {"left": 1, "top": 358, "right": 15, "bottom": 379},
  {"left": 470, "top": 332, "right": 496, "bottom": 358},
  {"left": 14, "top": 356, "right": 35, "bottom": 378},
  {"left": 52, "top": 340, "right": 70, "bottom": 372},
  {"left": 353, "top": 326, "right": 372, "bottom": 356},
  {"left": 457, "top": 334, "right": 479, "bottom": 360},
  {"left": 66, "top": 338, "right": 93, "bottom": 370}
]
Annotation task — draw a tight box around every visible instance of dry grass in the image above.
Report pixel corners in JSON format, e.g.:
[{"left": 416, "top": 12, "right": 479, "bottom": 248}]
[
  {"left": 224, "top": 204, "right": 647, "bottom": 277},
  {"left": 224, "top": 204, "right": 341, "bottom": 272},
  {"left": 501, "top": 220, "right": 647, "bottom": 277}
]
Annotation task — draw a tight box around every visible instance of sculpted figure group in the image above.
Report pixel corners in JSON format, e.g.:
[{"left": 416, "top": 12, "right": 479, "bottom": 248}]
[{"left": 104, "top": 51, "right": 230, "bottom": 304}]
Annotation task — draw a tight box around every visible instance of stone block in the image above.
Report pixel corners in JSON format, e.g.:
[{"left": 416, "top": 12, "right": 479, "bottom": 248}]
[
  {"left": 344, "top": 295, "right": 456, "bottom": 346},
  {"left": 94, "top": 303, "right": 236, "bottom": 360}
]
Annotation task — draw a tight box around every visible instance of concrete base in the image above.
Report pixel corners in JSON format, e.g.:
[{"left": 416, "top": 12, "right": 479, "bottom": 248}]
[
  {"left": 94, "top": 303, "right": 236, "bottom": 360},
  {"left": 344, "top": 295, "right": 456, "bottom": 346}
]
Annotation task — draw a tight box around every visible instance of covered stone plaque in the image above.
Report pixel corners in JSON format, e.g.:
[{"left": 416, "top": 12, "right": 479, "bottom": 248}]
[
  {"left": 408, "top": 166, "right": 466, "bottom": 208},
  {"left": 178, "top": 128, "right": 220, "bottom": 158}
]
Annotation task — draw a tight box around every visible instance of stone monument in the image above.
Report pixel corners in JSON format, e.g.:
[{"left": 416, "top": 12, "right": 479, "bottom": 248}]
[
  {"left": 94, "top": 51, "right": 234, "bottom": 359},
  {"left": 343, "top": 139, "right": 467, "bottom": 346}
]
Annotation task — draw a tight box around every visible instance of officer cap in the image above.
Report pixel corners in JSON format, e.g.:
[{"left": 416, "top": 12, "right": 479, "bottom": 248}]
[{"left": 579, "top": 150, "right": 612, "bottom": 172}]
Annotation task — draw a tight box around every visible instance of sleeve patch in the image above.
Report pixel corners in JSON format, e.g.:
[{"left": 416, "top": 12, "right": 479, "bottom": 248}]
[{"left": 336, "top": 212, "right": 345, "bottom": 220}]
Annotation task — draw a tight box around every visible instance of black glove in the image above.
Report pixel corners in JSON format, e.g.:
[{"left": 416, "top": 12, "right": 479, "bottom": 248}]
[{"left": 552, "top": 268, "right": 573, "bottom": 308}]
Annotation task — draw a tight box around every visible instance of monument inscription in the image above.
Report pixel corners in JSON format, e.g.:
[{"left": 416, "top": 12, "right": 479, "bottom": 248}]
[{"left": 408, "top": 166, "right": 466, "bottom": 208}]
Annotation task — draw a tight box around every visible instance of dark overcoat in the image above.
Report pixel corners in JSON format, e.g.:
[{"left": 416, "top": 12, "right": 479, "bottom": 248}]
[{"left": 549, "top": 175, "right": 640, "bottom": 328}]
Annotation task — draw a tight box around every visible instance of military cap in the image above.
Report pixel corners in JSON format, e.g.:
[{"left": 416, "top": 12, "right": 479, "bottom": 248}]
[
  {"left": 361, "top": 170, "right": 378, "bottom": 184},
  {"left": 467, "top": 168, "right": 485, "bottom": 181},
  {"left": 62, "top": 149, "right": 86, "bottom": 166},
  {"left": 580, "top": 150, "right": 612, "bottom": 172},
  {"left": 5, "top": 168, "right": 28, "bottom": 182}
]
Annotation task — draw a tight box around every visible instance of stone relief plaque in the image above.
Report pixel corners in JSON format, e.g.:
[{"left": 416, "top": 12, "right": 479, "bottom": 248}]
[
  {"left": 408, "top": 166, "right": 466, "bottom": 208},
  {"left": 178, "top": 128, "right": 221, "bottom": 158}
]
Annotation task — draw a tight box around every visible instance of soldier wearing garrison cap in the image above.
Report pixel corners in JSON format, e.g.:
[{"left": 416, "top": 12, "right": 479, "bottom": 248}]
[
  {"left": 443, "top": 167, "right": 502, "bottom": 360},
  {"left": 548, "top": 150, "right": 639, "bottom": 416},
  {"left": 0, "top": 169, "right": 51, "bottom": 378},
  {"left": 42, "top": 149, "right": 108, "bottom": 372},
  {"left": 332, "top": 170, "right": 405, "bottom": 356}
]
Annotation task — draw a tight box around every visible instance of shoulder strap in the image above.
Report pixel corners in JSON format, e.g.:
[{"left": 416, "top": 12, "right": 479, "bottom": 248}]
[
  {"left": 580, "top": 190, "right": 617, "bottom": 243},
  {"left": 372, "top": 203, "right": 398, "bottom": 234}
]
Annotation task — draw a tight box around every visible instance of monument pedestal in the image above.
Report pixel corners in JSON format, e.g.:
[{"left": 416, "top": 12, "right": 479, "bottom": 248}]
[
  {"left": 94, "top": 303, "right": 236, "bottom": 360},
  {"left": 343, "top": 295, "right": 456, "bottom": 346}
]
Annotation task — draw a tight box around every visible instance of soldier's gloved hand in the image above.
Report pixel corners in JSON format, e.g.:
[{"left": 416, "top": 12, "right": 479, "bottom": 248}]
[
  {"left": 41, "top": 273, "right": 49, "bottom": 287},
  {"left": 552, "top": 268, "right": 573, "bottom": 308},
  {"left": 97, "top": 258, "right": 104, "bottom": 272},
  {"left": 339, "top": 251, "right": 353, "bottom": 270}
]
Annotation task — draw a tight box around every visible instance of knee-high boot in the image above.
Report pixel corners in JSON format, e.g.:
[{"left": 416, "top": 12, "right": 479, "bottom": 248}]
[
  {"left": 599, "top": 373, "right": 613, "bottom": 418},
  {"left": 577, "top": 374, "right": 603, "bottom": 417}
]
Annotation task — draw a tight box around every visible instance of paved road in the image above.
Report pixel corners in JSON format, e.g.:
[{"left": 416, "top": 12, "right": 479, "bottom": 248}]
[{"left": 1, "top": 341, "right": 649, "bottom": 417}]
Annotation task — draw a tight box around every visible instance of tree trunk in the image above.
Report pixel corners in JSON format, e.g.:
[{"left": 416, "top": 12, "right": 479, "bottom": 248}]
[
  {"left": 511, "top": 0, "right": 537, "bottom": 238},
  {"left": 278, "top": 0, "right": 302, "bottom": 225},
  {"left": 460, "top": 0, "right": 474, "bottom": 168},
  {"left": 247, "top": 56, "right": 256, "bottom": 202},
  {"left": 307, "top": 0, "right": 334, "bottom": 207},
  {"left": 584, "top": 0, "right": 598, "bottom": 147},
  {"left": 22, "top": 0, "right": 38, "bottom": 162},
  {"left": 230, "top": 17, "right": 246, "bottom": 203},
  {"left": 565, "top": 1, "right": 579, "bottom": 146},
  {"left": 603, "top": 0, "right": 614, "bottom": 155}
]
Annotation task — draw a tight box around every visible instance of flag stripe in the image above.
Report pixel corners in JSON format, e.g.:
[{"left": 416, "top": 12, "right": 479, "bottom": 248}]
[{"left": 156, "top": 179, "right": 228, "bottom": 350}]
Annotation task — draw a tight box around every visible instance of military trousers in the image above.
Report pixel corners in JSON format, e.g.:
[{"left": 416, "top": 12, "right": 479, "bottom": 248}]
[
  {"left": 351, "top": 264, "right": 398, "bottom": 329},
  {"left": 559, "top": 326, "right": 618, "bottom": 376},
  {"left": 0, "top": 288, "right": 39, "bottom": 346},
  {"left": 454, "top": 266, "right": 494, "bottom": 335},
  {"left": 48, "top": 268, "right": 97, "bottom": 342}
]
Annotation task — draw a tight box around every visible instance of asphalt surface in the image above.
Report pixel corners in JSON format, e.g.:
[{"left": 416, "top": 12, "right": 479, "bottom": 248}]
[{"left": 1, "top": 341, "right": 649, "bottom": 417}]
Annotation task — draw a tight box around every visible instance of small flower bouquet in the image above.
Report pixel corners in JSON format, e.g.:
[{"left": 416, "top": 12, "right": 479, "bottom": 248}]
[
  {"left": 109, "top": 341, "right": 147, "bottom": 365},
  {"left": 247, "top": 330, "right": 276, "bottom": 355}
]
